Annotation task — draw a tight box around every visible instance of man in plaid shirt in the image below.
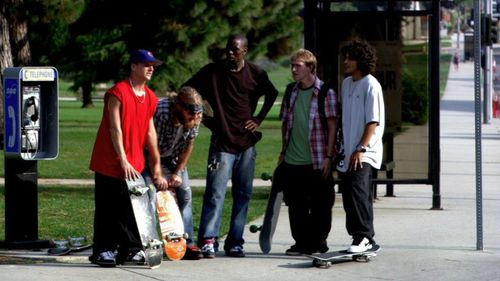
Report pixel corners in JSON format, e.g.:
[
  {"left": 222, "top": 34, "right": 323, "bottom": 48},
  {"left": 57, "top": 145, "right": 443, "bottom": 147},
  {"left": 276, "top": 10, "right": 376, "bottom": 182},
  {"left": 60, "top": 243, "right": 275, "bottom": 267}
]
[
  {"left": 279, "top": 49, "right": 338, "bottom": 256},
  {"left": 153, "top": 86, "right": 204, "bottom": 260}
]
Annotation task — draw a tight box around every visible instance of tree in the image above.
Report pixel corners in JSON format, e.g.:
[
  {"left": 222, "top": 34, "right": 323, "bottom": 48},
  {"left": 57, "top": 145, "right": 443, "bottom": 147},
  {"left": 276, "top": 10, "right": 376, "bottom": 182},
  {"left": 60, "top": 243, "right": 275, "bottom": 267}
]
[
  {"left": 24, "top": 0, "right": 302, "bottom": 108},
  {"left": 7, "top": 0, "right": 32, "bottom": 65},
  {"left": 0, "top": 0, "right": 31, "bottom": 140}
]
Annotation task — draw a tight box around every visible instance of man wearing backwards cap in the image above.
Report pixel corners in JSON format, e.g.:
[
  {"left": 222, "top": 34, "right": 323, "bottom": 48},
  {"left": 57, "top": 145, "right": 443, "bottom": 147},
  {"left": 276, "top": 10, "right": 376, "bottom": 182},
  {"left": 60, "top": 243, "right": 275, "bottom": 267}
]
[
  {"left": 149, "top": 86, "right": 204, "bottom": 260},
  {"left": 89, "top": 49, "right": 168, "bottom": 267}
]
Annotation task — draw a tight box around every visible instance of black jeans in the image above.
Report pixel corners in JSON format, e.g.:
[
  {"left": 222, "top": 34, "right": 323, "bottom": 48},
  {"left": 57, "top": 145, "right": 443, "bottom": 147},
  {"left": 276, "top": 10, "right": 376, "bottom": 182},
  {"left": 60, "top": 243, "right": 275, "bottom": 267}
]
[
  {"left": 339, "top": 164, "right": 375, "bottom": 242},
  {"left": 280, "top": 162, "right": 335, "bottom": 250},
  {"left": 92, "top": 173, "right": 142, "bottom": 256}
]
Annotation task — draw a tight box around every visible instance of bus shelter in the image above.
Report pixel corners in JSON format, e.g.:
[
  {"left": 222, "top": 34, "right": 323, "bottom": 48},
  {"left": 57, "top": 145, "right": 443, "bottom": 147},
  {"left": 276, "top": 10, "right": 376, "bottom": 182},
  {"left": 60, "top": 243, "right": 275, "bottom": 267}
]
[{"left": 303, "top": 0, "right": 442, "bottom": 209}]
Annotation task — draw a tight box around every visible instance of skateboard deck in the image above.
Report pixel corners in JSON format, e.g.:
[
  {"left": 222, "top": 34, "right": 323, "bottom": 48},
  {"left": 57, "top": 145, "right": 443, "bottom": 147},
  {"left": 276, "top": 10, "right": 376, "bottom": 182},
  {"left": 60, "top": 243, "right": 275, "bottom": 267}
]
[
  {"left": 127, "top": 175, "right": 163, "bottom": 269},
  {"left": 47, "top": 237, "right": 92, "bottom": 256},
  {"left": 156, "top": 189, "right": 187, "bottom": 261},
  {"left": 307, "top": 244, "right": 381, "bottom": 268},
  {"left": 249, "top": 169, "right": 284, "bottom": 254}
]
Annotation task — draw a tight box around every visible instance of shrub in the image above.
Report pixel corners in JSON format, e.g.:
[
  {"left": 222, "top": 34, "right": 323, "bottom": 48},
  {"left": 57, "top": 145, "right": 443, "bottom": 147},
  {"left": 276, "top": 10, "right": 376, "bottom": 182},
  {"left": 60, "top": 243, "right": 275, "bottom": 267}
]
[{"left": 401, "top": 68, "right": 428, "bottom": 125}]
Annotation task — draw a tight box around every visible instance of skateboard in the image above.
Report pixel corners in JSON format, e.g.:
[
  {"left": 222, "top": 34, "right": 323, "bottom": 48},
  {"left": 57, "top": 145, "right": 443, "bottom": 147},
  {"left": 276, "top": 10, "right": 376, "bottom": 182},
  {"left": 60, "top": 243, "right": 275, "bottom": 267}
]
[
  {"left": 249, "top": 168, "right": 284, "bottom": 254},
  {"left": 307, "top": 244, "right": 381, "bottom": 268},
  {"left": 127, "top": 175, "right": 163, "bottom": 269},
  {"left": 47, "top": 237, "right": 92, "bottom": 256},
  {"left": 156, "top": 189, "right": 187, "bottom": 261}
]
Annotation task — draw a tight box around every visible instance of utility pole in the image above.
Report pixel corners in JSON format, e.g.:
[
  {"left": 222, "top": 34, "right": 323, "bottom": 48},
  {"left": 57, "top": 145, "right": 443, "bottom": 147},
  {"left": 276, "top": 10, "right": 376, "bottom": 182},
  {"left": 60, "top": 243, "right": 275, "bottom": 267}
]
[
  {"left": 485, "top": 0, "right": 493, "bottom": 123},
  {"left": 457, "top": 7, "right": 461, "bottom": 49},
  {"left": 474, "top": 0, "right": 484, "bottom": 252}
]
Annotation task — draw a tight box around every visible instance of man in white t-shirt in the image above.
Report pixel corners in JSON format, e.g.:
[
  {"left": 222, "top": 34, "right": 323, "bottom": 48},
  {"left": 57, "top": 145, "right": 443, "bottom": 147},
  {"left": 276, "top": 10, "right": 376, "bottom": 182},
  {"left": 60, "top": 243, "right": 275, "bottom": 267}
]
[{"left": 338, "top": 39, "right": 385, "bottom": 253}]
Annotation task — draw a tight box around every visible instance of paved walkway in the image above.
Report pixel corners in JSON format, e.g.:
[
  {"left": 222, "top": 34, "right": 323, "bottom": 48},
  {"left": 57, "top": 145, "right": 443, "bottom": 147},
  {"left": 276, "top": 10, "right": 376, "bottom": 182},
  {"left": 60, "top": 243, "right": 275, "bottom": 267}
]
[{"left": 1, "top": 58, "right": 500, "bottom": 280}]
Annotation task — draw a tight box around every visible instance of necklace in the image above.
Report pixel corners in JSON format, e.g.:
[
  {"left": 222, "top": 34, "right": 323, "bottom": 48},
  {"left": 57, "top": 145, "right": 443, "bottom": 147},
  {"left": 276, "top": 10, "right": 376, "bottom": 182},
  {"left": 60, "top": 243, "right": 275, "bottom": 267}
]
[
  {"left": 349, "top": 78, "right": 360, "bottom": 96},
  {"left": 130, "top": 79, "right": 146, "bottom": 103}
]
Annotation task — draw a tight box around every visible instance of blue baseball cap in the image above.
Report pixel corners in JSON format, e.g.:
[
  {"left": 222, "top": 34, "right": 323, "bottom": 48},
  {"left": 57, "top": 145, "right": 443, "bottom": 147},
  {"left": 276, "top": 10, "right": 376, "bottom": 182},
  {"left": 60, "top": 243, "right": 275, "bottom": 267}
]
[{"left": 129, "top": 49, "right": 163, "bottom": 66}]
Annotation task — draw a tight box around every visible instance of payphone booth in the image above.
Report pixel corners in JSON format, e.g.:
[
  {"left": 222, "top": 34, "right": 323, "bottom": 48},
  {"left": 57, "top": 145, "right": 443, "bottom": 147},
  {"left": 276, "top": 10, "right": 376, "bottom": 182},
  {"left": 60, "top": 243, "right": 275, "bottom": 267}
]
[
  {"left": 4, "top": 67, "right": 59, "bottom": 160},
  {"left": 2, "top": 67, "right": 59, "bottom": 248}
]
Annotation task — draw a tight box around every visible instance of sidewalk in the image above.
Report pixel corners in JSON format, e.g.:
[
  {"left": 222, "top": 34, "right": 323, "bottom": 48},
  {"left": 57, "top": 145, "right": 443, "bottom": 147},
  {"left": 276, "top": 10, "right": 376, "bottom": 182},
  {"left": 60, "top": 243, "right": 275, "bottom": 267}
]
[{"left": 1, "top": 60, "right": 500, "bottom": 281}]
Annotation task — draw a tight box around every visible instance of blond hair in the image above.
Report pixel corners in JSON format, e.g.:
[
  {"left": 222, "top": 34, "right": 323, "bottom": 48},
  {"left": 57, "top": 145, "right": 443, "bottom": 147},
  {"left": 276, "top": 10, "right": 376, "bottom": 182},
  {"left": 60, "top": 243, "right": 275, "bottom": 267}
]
[
  {"left": 176, "top": 86, "right": 202, "bottom": 107},
  {"left": 290, "top": 48, "right": 317, "bottom": 74}
]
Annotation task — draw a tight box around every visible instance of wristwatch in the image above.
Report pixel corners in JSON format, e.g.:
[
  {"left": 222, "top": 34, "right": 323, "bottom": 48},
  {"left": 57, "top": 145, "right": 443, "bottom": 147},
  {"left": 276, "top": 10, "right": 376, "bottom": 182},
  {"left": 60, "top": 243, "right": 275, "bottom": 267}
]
[{"left": 355, "top": 144, "right": 367, "bottom": 153}]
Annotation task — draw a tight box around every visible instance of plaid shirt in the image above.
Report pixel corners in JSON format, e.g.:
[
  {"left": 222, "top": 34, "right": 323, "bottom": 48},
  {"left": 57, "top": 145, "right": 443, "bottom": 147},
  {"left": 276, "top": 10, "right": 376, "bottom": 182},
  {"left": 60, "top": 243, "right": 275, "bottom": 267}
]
[
  {"left": 154, "top": 98, "right": 199, "bottom": 160},
  {"left": 280, "top": 78, "right": 338, "bottom": 170}
]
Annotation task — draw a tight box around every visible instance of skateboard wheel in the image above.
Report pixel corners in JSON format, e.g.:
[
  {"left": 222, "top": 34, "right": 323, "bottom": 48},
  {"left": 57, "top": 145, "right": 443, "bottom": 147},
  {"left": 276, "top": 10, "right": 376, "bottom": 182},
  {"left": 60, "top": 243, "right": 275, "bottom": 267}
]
[
  {"left": 354, "top": 255, "right": 370, "bottom": 262},
  {"left": 312, "top": 259, "right": 330, "bottom": 268},
  {"left": 261, "top": 173, "right": 272, "bottom": 181},
  {"left": 249, "top": 225, "right": 261, "bottom": 233}
]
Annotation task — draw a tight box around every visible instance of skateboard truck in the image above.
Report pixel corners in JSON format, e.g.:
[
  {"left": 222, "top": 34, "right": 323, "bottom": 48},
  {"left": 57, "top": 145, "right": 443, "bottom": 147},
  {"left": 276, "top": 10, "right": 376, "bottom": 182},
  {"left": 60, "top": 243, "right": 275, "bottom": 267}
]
[{"left": 165, "top": 232, "right": 188, "bottom": 241}]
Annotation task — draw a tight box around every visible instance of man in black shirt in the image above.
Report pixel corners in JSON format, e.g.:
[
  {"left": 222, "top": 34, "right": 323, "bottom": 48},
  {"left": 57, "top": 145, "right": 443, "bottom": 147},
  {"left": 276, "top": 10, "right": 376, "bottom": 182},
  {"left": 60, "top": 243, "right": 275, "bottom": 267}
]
[{"left": 184, "top": 34, "right": 278, "bottom": 258}]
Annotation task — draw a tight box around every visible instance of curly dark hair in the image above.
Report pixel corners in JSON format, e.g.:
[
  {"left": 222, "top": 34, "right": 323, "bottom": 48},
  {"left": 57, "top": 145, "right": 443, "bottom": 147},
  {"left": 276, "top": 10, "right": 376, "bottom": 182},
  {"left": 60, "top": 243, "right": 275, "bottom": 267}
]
[{"left": 341, "top": 39, "right": 377, "bottom": 76}]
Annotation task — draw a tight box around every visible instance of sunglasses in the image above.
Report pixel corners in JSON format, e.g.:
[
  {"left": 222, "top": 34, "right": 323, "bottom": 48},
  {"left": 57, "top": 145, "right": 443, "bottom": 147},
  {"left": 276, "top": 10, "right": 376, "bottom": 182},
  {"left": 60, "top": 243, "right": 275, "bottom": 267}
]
[{"left": 178, "top": 100, "right": 203, "bottom": 115}]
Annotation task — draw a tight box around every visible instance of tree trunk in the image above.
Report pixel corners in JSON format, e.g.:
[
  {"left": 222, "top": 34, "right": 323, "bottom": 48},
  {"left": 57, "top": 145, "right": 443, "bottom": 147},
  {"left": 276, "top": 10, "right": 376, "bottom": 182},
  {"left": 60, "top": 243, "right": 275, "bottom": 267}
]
[
  {"left": 81, "top": 80, "right": 94, "bottom": 108},
  {"left": 0, "top": 2, "right": 14, "bottom": 143},
  {"left": 7, "top": 0, "right": 31, "bottom": 65}
]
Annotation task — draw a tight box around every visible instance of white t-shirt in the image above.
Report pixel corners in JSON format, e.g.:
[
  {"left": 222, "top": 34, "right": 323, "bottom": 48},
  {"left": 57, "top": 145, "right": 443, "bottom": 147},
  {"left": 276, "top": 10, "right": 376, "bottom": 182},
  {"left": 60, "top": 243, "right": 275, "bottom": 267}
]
[{"left": 337, "top": 74, "right": 385, "bottom": 172}]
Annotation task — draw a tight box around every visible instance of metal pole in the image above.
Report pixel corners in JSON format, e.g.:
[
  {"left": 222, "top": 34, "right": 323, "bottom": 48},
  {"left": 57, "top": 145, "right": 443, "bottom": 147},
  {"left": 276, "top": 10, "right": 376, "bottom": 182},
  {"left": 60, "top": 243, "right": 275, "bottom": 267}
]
[
  {"left": 457, "top": 8, "right": 461, "bottom": 49},
  {"left": 0, "top": 158, "right": 51, "bottom": 249},
  {"left": 485, "top": 0, "right": 493, "bottom": 123},
  {"left": 430, "top": 0, "right": 441, "bottom": 210},
  {"left": 474, "top": 0, "right": 484, "bottom": 251}
]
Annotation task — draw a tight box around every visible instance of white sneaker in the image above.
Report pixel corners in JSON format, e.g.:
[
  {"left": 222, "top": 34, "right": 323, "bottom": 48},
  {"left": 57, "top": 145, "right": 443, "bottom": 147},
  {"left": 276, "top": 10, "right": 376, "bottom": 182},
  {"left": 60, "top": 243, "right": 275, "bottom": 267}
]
[
  {"left": 347, "top": 237, "right": 372, "bottom": 253},
  {"left": 201, "top": 239, "right": 216, "bottom": 258},
  {"left": 132, "top": 250, "right": 145, "bottom": 263}
]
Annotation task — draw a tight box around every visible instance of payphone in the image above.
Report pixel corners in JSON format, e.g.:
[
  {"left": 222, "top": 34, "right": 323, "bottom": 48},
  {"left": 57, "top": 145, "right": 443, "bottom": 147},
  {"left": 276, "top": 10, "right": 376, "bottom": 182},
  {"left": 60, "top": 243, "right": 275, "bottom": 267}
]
[
  {"left": 3, "top": 67, "right": 58, "bottom": 160},
  {"left": 21, "top": 85, "right": 41, "bottom": 155},
  {"left": 1, "top": 67, "right": 58, "bottom": 248}
]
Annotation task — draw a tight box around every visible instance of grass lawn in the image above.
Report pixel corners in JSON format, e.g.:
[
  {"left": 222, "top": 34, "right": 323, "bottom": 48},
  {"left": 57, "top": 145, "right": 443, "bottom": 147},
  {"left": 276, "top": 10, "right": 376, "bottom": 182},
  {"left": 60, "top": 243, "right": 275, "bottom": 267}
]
[{"left": 0, "top": 184, "right": 270, "bottom": 242}]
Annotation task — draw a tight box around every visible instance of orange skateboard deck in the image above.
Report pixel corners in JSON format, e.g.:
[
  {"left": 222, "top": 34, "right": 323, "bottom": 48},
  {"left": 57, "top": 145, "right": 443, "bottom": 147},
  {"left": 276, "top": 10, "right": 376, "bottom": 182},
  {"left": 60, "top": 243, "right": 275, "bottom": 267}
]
[{"left": 156, "top": 189, "right": 187, "bottom": 261}]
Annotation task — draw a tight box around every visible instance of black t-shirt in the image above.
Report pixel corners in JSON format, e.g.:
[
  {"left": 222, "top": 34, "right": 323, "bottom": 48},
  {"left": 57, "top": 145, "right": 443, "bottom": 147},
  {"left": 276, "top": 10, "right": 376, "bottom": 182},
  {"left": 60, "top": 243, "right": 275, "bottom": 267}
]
[{"left": 184, "top": 61, "right": 278, "bottom": 153}]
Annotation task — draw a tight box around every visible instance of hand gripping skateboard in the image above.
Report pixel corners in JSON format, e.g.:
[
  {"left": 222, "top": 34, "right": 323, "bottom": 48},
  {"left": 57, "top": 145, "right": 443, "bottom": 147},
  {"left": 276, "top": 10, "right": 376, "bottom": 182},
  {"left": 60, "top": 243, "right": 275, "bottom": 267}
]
[
  {"left": 156, "top": 189, "right": 187, "bottom": 261},
  {"left": 127, "top": 175, "right": 163, "bottom": 269},
  {"left": 307, "top": 244, "right": 381, "bottom": 268},
  {"left": 249, "top": 166, "right": 285, "bottom": 254}
]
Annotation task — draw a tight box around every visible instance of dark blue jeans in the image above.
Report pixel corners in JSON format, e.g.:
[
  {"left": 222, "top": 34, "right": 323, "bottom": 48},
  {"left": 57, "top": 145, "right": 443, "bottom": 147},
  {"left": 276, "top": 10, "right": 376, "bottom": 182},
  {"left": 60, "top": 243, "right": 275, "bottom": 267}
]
[
  {"left": 339, "top": 164, "right": 375, "bottom": 242},
  {"left": 198, "top": 143, "right": 256, "bottom": 251}
]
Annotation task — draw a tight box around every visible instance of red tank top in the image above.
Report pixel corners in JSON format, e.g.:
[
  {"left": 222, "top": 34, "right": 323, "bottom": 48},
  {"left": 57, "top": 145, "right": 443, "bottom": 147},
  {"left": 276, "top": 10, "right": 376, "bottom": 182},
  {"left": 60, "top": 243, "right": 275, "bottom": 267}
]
[{"left": 89, "top": 80, "right": 158, "bottom": 179}]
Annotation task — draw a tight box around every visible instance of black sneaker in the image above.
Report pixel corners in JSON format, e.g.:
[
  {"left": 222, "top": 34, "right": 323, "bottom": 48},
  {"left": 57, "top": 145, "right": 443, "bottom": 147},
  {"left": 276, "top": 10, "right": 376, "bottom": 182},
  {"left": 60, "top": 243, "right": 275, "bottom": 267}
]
[
  {"left": 318, "top": 244, "right": 329, "bottom": 253},
  {"left": 117, "top": 250, "right": 146, "bottom": 265},
  {"left": 225, "top": 246, "right": 245, "bottom": 257},
  {"left": 311, "top": 242, "right": 329, "bottom": 254},
  {"left": 91, "top": 251, "right": 116, "bottom": 267},
  {"left": 285, "top": 244, "right": 305, "bottom": 256},
  {"left": 183, "top": 245, "right": 203, "bottom": 260}
]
